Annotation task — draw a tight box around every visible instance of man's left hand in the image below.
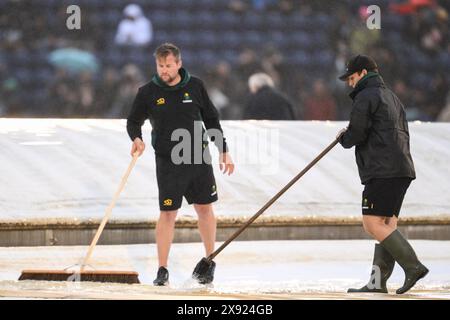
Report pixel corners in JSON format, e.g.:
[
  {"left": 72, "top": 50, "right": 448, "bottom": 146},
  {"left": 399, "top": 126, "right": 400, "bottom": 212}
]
[{"left": 219, "top": 153, "right": 235, "bottom": 175}]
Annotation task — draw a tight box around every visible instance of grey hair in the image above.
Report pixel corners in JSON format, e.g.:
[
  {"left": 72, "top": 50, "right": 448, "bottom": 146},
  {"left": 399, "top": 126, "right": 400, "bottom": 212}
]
[{"left": 248, "top": 73, "right": 274, "bottom": 93}]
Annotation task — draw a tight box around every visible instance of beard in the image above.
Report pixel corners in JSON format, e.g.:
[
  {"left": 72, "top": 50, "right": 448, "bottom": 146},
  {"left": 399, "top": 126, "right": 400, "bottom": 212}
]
[{"left": 160, "top": 73, "right": 176, "bottom": 84}]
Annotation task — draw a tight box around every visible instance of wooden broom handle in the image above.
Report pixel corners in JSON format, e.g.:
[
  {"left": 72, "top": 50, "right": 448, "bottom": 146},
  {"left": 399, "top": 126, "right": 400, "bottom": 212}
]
[
  {"left": 80, "top": 153, "right": 139, "bottom": 271},
  {"left": 207, "top": 137, "right": 341, "bottom": 261}
]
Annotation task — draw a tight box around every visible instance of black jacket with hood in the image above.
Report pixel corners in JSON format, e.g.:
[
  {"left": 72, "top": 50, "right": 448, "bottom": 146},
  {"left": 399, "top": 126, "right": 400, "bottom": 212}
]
[{"left": 339, "top": 72, "right": 416, "bottom": 184}]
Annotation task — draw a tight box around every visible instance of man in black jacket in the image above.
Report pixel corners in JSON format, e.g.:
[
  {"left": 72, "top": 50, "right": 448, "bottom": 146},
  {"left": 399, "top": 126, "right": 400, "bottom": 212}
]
[
  {"left": 127, "top": 43, "right": 234, "bottom": 286},
  {"left": 243, "top": 73, "right": 295, "bottom": 120},
  {"left": 337, "top": 55, "right": 428, "bottom": 294}
]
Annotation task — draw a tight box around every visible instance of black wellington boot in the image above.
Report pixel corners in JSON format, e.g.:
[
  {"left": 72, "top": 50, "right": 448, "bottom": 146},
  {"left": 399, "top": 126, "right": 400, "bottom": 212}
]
[
  {"left": 381, "top": 230, "right": 429, "bottom": 294},
  {"left": 348, "top": 243, "right": 395, "bottom": 293}
]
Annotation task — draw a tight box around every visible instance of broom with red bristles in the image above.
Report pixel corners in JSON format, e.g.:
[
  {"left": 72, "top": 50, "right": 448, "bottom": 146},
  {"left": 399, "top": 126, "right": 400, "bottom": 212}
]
[{"left": 19, "top": 153, "right": 141, "bottom": 284}]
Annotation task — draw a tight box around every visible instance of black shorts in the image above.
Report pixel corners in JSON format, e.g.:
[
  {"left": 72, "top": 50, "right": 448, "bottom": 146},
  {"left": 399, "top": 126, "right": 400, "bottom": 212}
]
[
  {"left": 362, "top": 177, "right": 412, "bottom": 217},
  {"left": 155, "top": 156, "right": 218, "bottom": 211}
]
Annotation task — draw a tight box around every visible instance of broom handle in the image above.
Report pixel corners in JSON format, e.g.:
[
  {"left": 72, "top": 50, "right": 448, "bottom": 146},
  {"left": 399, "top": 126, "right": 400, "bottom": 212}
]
[
  {"left": 207, "top": 137, "right": 341, "bottom": 261},
  {"left": 80, "top": 153, "right": 139, "bottom": 272}
]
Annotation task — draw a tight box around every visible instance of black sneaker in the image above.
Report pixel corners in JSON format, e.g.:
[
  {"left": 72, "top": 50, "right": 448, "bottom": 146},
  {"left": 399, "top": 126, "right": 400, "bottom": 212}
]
[
  {"left": 194, "top": 259, "right": 216, "bottom": 284},
  {"left": 153, "top": 266, "right": 169, "bottom": 286}
]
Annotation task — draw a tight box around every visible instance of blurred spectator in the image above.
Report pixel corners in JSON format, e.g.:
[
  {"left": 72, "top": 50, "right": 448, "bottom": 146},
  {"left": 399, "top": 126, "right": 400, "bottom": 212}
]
[
  {"left": 205, "top": 61, "right": 244, "bottom": 120},
  {"left": 427, "top": 73, "right": 449, "bottom": 118},
  {"left": 437, "top": 93, "right": 450, "bottom": 121},
  {"left": 421, "top": 27, "right": 445, "bottom": 54},
  {"left": 229, "top": 0, "right": 248, "bottom": 14},
  {"left": 303, "top": 79, "right": 337, "bottom": 120},
  {"left": 349, "top": 6, "right": 381, "bottom": 53},
  {"left": 0, "top": 62, "right": 7, "bottom": 115},
  {"left": 243, "top": 73, "right": 295, "bottom": 120},
  {"left": 106, "top": 64, "right": 145, "bottom": 118},
  {"left": 74, "top": 71, "right": 96, "bottom": 117},
  {"left": 48, "top": 69, "right": 79, "bottom": 117},
  {"left": 95, "top": 67, "right": 120, "bottom": 116},
  {"left": 370, "top": 48, "right": 399, "bottom": 85},
  {"left": 261, "top": 44, "right": 284, "bottom": 88},
  {"left": 115, "top": 4, "right": 153, "bottom": 47},
  {"left": 393, "top": 80, "right": 412, "bottom": 107},
  {"left": 236, "top": 48, "right": 260, "bottom": 82}
]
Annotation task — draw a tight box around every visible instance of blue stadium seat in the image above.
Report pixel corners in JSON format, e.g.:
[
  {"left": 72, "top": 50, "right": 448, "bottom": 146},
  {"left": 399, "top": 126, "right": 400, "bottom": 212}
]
[
  {"left": 10, "top": 50, "right": 29, "bottom": 67},
  {"left": 286, "top": 13, "right": 310, "bottom": 30},
  {"left": 221, "top": 31, "right": 241, "bottom": 49},
  {"left": 242, "top": 31, "right": 264, "bottom": 47},
  {"left": 153, "top": 30, "right": 171, "bottom": 45},
  {"left": 175, "top": 0, "right": 195, "bottom": 9},
  {"left": 382, "top": 13, "right": 406, "bottom": 30},
  {"left": 410, "top": 73, "right": 432, "bottom": 90},
  {"left": 313, "top": 13, "right": 333, "bottom": 30},
  {"left": 438, "top": 52, "right": 450, "bottom": 70},
  {"left": 149, "top": 10, "right": 171, "bottom": 28},
  {"left": 196, "top": 50, "right": 216, "bottom": 66},
  {"left": 15, "top": 68, "right": 34, "bottom": 86},
  {"left": 35, "top": 68, "right": 53, "bottom": 83},
  {"left": 285, "top": 51, "right": 310, "bottom": 66},
  {"left": 179, "top": 49, "right": 194, "bottom": 65},
  {"left": 172, "top": 31, "right": 196, "bottom": 48},
  {"left": 171, "top": 11, "right": 193, "bottom": 29},
  {"left": 265, "top": 12, "right": 285, "bottom": 30},
  {"left": 196, "top": 0, "right": 216, "bottom": 10},
  {"left": 213, "top": 11, "right": 241, "bottom": 30},
  {"left": 191, "top": 11, "right": 216, "bottom": 29},
  {"left": 102, "top": 51, "right": 123, "bottom": 67},
  {"left": 221, "top": 50, "right": 239, "bottom": 64},
  {"left": 310, "top": 32, "right": 330, "bottom": 50},
  {"left": 289, "top": 32, "right": 313, "bottom": 49},
  {"left": 195, "top": 31, "right": 218, "bottom": 49},
  {"left": 311, "top": 51, "right": 334, "bottom": 69},
  {"left": 243, "top": 12, "right": 264, "bottom": 30},
  {"left": 266, "top": 31, "right": 288, "bottom": 48},
  {"left": 151, "top": 0, "right": 171, "bottom": 10},
  {"left": 104, "top": 9, "right": 122, "bottom": 27}
]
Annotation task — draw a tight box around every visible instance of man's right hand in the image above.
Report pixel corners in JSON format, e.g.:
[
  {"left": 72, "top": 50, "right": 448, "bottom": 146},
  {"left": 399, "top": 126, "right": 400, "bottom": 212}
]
[
  {"left": 131, "top": 137, "right": 145, "bottom": 157},
  {"left": 336, "top": 127, "right": 347, "bottom": 140}
]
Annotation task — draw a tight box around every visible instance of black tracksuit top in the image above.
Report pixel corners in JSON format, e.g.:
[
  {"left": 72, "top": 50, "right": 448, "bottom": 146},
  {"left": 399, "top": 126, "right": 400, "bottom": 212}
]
[
  {"left": 126, "top": 68, "right": 228, "bottom": 158},
  {"left": 339, "top": 73, "right": 416, "bottom": 184}
]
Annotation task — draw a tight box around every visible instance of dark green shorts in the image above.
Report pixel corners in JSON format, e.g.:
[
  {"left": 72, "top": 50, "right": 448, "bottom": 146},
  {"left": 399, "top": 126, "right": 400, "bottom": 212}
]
[
  {"left": 156, "top": 156, "right": 218, "bottom": 211},
  {"left": 362, "top": 177, "right": 412, "bottom": 217}
]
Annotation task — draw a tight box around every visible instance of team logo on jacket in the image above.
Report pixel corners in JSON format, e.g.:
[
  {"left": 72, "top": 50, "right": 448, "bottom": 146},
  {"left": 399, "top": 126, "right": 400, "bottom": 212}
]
[
  {"left": 182, "top": 92, "right": 192, "bottom": 103},
  {"left": 156, "top": 98, "right": 165, "bottom": 105}
]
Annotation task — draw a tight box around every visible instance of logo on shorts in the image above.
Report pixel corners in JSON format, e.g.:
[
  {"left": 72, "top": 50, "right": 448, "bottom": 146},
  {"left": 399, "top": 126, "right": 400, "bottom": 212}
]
[
  {"left": 163, "top": 198, "right": 173, "bottom": 206},
  {"left": 182, "top": 92, "right": 192, "bottom": 103},
  {"left": 210, "top": 185, "right": 217, "bottom": 197},
  {"left": 362, "top": 198, "right": 374, "bottom": 210},
  {"left": 156, "top": 98, "right": 165, "bottom": 105}
]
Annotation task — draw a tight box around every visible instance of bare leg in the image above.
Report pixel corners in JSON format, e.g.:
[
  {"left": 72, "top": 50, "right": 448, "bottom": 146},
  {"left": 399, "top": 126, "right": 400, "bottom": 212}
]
[
  {"left": 155, "top": 210, "right": 177, "bottom": 267},
  {"left": 385, "top": 216, "right": 398, "bottom": 230},
  {"left": 362, "top": 215, "right": 396, "bottom": 242},
  {"left": 194, "top": 203, "right": 216, "bottom": 257}
]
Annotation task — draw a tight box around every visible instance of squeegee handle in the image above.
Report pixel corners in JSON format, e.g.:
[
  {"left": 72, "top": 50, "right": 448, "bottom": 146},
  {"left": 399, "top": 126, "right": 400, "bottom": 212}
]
[
  {"left": 80, "top": 153, "right": 139, "bottom": 272},
  {"left": 208, "top": 136, "right": 341, "bottom": 261}
]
